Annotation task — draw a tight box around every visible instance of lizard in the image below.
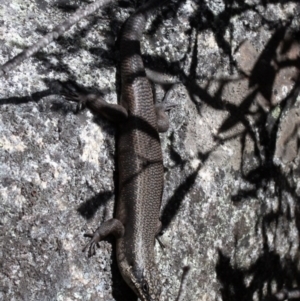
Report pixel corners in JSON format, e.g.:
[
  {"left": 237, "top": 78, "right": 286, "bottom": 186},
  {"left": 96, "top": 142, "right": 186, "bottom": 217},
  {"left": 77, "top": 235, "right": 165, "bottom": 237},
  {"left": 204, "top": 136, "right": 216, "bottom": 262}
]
[
  {"left": 63, "top": 0, "right": 170, "bottom": 300},
  {"left": 0, "top": 0, "right": 173, "bottom": 299}
]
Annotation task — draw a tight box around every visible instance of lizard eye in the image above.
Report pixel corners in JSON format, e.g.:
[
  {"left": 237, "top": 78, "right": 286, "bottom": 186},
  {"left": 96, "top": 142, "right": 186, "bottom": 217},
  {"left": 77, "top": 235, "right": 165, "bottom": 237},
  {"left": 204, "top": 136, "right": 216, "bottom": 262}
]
[{"left": 142, "top": 280, "right": 149, "bottom": 294}]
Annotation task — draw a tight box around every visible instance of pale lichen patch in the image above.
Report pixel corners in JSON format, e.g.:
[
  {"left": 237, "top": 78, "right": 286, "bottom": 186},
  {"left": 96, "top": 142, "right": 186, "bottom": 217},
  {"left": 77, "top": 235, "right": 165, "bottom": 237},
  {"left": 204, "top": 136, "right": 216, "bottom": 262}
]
[
  {"left": 80, "top": 122, "right": 104, "bottom": 166},
  {"left": 0, "top": 134, "right": 26, "bottom": 151}
]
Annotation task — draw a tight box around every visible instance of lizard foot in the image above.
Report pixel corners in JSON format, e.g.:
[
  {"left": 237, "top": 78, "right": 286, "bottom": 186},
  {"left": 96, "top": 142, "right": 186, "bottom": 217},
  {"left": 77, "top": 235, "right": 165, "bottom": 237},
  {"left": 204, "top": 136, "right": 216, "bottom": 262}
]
[
  {"left": 82, "top": 219, "right": 125, "bottom": 257},
  {"left": 82, "top": 230, "right": 101, "bottom": 257},
  {"left": 60, "top": 81, "right": 91, "bottom": 112}
]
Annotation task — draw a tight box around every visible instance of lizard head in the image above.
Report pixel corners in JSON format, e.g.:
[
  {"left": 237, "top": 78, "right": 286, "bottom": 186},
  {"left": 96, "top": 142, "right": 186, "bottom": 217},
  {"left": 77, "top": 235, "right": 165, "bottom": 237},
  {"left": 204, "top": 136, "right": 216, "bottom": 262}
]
[{"left": 127, "top": 265, "right": 161, "bottom": 301}]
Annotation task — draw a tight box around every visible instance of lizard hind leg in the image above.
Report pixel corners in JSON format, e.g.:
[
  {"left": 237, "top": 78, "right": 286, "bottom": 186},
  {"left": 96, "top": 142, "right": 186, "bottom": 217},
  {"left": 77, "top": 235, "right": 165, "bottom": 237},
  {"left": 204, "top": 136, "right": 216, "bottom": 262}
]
[
  {"left": 82, "top": 218, "right": 125, "bottom": 257},
  {"left": 155, "top": 103, "right": 177, "bottom": 133},
  {"left": 154, "top": 220, "right": 165, "bottom": 250},
  {"left": 153, "top": 82, "right": 179, "bottom": 133}
]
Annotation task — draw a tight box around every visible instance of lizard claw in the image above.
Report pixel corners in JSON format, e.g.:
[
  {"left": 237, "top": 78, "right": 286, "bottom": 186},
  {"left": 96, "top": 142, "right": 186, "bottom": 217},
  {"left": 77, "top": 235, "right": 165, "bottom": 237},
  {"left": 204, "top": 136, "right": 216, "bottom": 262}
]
[
  {"left": 83, "top": 232, "right": 94, "bottom": 238},
  {"left": 82, "top": 230, "right": 99, "bottom": 257},
  {"left": 63, "top": 91, "right": 87, "bottom": 112},
  {"left": 60, "top": 81, "right": 87, "bottom": 112},
  {"left": 75, "top": 100, "right": 86, "bottom": 113},
  {"left": 82, "top": 240, "right": 97, "bottom": 257},
  {"left": 82, "top": 238, "right": 97, "bottom": 257}
]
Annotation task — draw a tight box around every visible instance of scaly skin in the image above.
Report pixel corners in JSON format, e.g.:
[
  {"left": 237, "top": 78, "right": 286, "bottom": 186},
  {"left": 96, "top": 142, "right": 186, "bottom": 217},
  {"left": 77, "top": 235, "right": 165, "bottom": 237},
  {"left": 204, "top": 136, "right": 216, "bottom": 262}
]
[
  {"left": 115, "top": 4, "right": 165, "bottom": 300},
  {"left": 76, "top": 1, "right": 168, "bottom": 301}
]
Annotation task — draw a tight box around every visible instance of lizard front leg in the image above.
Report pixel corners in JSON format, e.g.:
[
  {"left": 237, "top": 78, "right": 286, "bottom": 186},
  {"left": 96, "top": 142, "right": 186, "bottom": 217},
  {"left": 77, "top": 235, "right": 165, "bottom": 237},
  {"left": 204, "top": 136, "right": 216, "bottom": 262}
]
[{"left": 62, "top": 82, "right": 128, "bottom": 122}]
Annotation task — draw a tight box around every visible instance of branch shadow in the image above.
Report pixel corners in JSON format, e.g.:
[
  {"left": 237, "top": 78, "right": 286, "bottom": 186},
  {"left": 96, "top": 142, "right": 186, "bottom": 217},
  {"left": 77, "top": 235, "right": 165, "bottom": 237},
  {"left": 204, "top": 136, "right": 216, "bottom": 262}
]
[
  {"left": 2, "top": 0, "right": 300, "bottom": 300},
  {"left": 197, "top": 4, "right": 300, "bottom": 300}
]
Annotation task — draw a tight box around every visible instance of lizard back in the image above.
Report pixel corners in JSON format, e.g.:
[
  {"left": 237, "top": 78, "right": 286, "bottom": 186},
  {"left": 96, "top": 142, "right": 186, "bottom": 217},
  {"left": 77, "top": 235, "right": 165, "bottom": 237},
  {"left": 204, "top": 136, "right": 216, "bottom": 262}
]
[{"left": 116, "top": 6, "right": 164, "bottom": 289}]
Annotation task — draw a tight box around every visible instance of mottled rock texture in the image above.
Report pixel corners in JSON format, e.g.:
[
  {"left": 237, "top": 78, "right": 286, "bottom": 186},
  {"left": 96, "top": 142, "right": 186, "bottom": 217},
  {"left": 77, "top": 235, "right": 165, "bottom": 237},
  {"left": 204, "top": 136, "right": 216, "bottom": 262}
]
[{"left": 1, "top": 0, "right": 300, "bottom": 300}]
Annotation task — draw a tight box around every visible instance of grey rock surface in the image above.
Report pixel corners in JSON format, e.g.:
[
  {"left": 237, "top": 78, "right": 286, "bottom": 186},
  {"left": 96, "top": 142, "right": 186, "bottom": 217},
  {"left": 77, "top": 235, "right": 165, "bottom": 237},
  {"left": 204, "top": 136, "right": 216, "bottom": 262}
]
[{"left": 1, "top": 0, "right": 300, "bottom": 301}]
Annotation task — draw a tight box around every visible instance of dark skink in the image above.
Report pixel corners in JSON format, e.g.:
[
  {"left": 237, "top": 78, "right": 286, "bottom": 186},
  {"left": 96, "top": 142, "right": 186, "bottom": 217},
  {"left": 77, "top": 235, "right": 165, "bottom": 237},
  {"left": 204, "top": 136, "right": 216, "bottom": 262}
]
[{"left": 65, "top": 1, "right": 169, "bottom": 300}]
